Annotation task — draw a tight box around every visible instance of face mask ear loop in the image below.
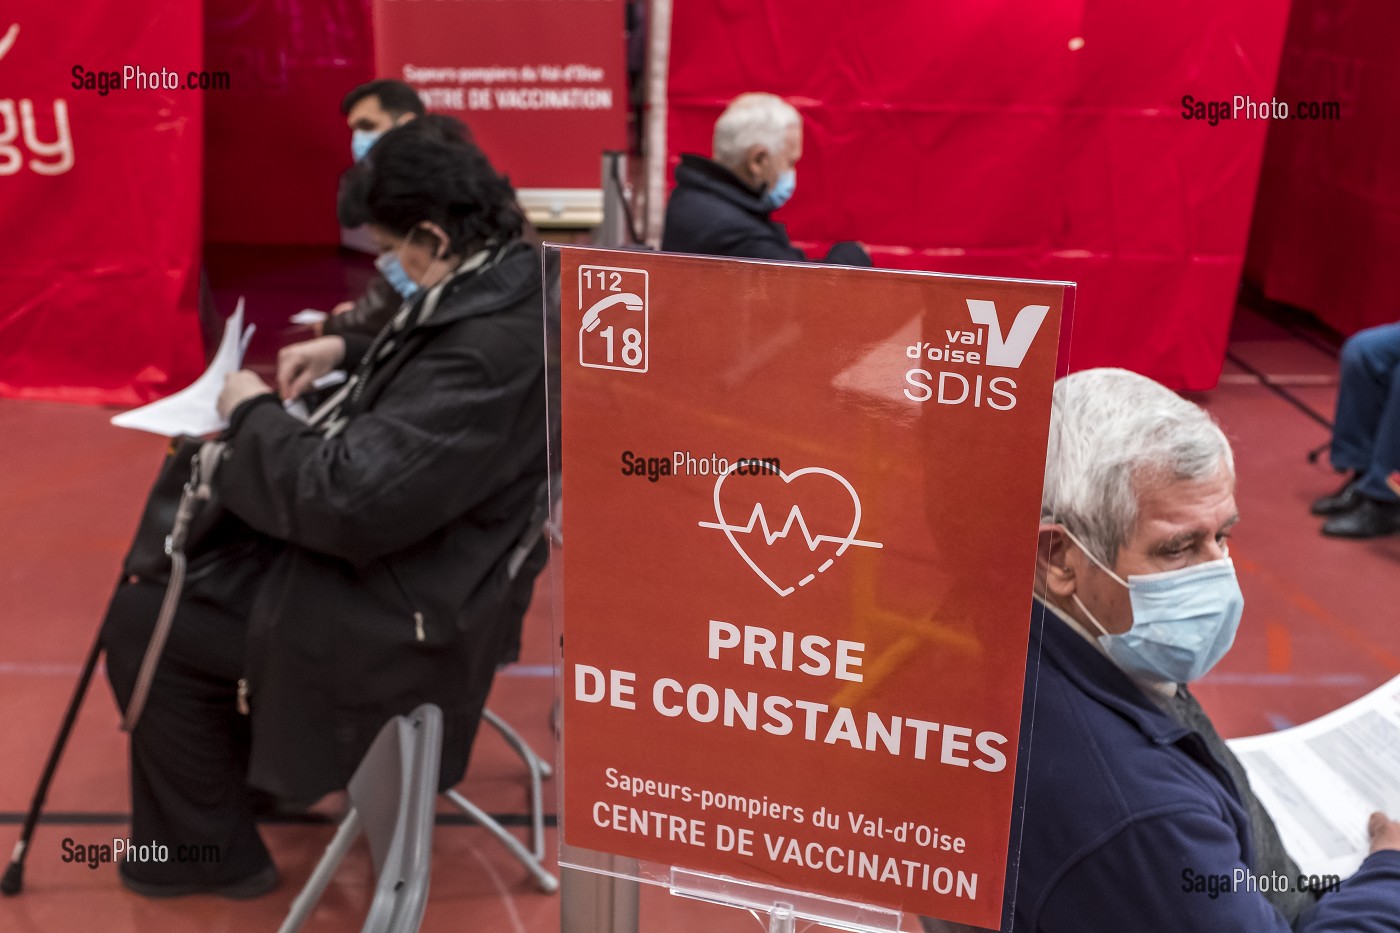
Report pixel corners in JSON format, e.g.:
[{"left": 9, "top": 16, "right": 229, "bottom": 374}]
[
  {"left": 1056, "top": 524, "right": 1126, "bottom": 639},
  {"left": 1071, "top": 593, "right": 1113, "bottom": 638},
  {"left": 1057, "top": 525, "right": 1130, "bottom": 588}
]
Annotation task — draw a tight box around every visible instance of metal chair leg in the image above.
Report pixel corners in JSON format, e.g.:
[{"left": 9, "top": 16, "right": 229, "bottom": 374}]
[
  {"left": 443, "top": 789, "right": 559, "bottom": 893},
  {"left": 277, "top": 808, "right": 364, "bottom": 933},
  {"left": 482, "top": 708, "right": 552, "bottom": 859}
]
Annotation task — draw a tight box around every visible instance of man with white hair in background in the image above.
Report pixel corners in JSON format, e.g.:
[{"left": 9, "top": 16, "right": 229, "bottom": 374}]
[
  {"left": 661, "top": 92, "right": 870, "bottom": 265},
  {"left": 979, "top": 367, "right": 1400, "bottom": 931}
]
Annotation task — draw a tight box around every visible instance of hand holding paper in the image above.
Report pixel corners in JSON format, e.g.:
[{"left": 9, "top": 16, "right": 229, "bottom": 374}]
[
  {"left": 217, "top": 370, "right": 274, "bottom": 420},
  {"left": 277, "top": 336, "right": 346, "bottom": 399},
  {"left": 111, "top": 299, "right": 256, "bottom": 437},
  {"left": 1370, "top": 811, "right": 1400, "bottom": 855},
  {"left": 1229, "top": 672, "right": 1400, "bottom": 877}
]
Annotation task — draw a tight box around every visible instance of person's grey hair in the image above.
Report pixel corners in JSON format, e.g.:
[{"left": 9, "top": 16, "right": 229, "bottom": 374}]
[
  {"left": 1042, "top": 368, "right": 1235, "bottom": 564},
  {"left": 712, "top": 93, "right": 801, "bottom": 172}
]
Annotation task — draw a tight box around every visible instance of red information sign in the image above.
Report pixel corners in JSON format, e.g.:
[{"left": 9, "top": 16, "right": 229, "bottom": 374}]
[
  {"left": 555, "top": 247, "right": 1071, "bottom": 927},
  {"left": 371, "top": 0, "right": 627, "bottom": 193}
]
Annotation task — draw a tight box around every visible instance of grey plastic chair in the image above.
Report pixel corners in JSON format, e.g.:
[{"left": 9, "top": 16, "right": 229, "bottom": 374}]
[{"left": 278, "top": 704, "right": 443, "bottom": 933}]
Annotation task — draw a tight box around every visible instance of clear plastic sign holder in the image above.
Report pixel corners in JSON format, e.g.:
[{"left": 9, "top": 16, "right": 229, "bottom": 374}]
[
  {"left": 670, "top": 868, "right": 902, "bottom": 932},
  {"left": 542, "top": 245, "right": 1075, "bottom": 933}
]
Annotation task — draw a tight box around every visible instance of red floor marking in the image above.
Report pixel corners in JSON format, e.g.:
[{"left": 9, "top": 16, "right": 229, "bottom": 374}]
[
  {"left": 1274, "top": 572, "right": 1400, "bottom": 672},
  {"left": 1265, "top": 622, "right": 1292, "bottom": 674}
]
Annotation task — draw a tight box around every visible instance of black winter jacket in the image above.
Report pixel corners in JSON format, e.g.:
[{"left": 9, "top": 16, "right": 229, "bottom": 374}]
[
  {"left": 660, "top": 153, "right": 870, "bottom": 266},
  {"left": 218, "top": 240, "right": 548, "bottom": 802}
]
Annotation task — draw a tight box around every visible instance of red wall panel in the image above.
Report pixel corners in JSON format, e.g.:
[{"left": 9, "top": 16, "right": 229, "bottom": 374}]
[
  {"left": 0, "top": 3, "right": 204, "bottom": 404},
  {"left": 1246, "top": 0, "right": 1400, "bottom": 336},
  {"left": 666, "top": 0, "right": 1291, "bottom": 390},
  {"left": 203, "top": 0, "right": 374, "bottom": 245}
]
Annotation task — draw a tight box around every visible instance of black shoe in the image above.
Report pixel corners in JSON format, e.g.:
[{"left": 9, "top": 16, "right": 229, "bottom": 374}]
[
  {"left": 1321, "top": 497, "right": 1400, "bottom": 539},
  {"left": 1311, "top": 474, "right": 1360, "bottom": 515},
  {"left": 119, "top": 861, "right": 279, "bottom": 900}
]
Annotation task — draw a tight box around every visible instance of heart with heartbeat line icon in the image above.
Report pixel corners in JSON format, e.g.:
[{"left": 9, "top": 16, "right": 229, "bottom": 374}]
[{"left": 697, "top": 464, "right": 884, "bottom": 597}]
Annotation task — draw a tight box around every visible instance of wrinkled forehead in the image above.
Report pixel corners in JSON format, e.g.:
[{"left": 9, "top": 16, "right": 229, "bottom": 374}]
[{"left": 1127, "top": 464, "right": 1238, "bottom": 546}]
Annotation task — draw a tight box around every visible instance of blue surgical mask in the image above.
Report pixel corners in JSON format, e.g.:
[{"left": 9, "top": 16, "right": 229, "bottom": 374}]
[
  {"left": 351, "top": 129, "right": 382, "bottom": 163},
  {"left": 763, "top": 169, "right": 796, "bottom": 210},
  {"left": 1062, "top": 529, "right": 1244, "bottom": 684},
  {"left": 375, "top": 249, "right": 420, "bottom": 300}
]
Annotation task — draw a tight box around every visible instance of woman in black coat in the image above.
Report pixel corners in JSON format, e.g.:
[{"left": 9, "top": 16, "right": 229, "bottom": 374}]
[{"left": 102, "top": 116, "right": 548, "bottom": 897}]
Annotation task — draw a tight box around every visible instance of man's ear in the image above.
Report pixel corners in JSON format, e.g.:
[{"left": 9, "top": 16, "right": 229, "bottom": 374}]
[
  {"left": 1037, "top": 523, "right": 1077, "bottom": 599},
  {"left": 743, "top": 144, "right": 771, "bottom": 186}
]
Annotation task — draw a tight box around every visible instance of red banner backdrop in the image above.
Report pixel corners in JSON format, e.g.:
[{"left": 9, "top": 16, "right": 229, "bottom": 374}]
[
  {"left": 0, "top": 3, "right": 205, "bottom": 405},
  {"left": 1245, "top": 1, "right": 1400, "bottom": 336},
  {"left": 204, "top": 0, "right": 375, "bottom": 245},
  {"left": 664, "top": 1, "right": 1291, "bottom": 391},
  {"left": 372, "top": 0, "right": 628, "bottom": 191}
]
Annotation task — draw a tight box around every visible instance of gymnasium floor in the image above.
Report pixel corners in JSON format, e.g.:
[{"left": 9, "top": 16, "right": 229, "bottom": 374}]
[{"left": 0, "top": 252, "right": 1395, "bottom": 931}]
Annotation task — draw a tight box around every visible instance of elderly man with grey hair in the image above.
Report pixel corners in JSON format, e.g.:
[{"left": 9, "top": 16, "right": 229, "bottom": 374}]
[
  {"left": 946, "top": 367, "right": 1400, "bottom": 932},
  {"left": 661, "top": 91, "right": 869, "bottom": 265}
]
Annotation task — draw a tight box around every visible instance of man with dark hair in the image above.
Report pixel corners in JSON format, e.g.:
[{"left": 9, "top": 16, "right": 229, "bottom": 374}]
[
  {"left": 324, "top": 80, "right": 431, "bottom": 338},
  {"left": 342, "top": 79, "right": 427, "bottom": 163}
]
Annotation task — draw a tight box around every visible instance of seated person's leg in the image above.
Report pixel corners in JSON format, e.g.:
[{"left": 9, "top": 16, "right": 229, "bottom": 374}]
[
  {"left": 1328, "top": 323, "right": 1400, "bottom": 477},
  {"left": 102, "top": 581, "right": 275, "bottom": 895},
  {"left": 1322, "top": 322, "right": 1400, "bottom": 536},
  {"left": 1354, "top": 352, "right": 1400, "bottom": 503}
]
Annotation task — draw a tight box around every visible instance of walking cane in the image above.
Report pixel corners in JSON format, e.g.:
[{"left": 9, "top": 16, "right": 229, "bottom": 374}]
[
  {"left": 1, "top": 632, "right": 104, "bottom": 896},
  {"left": 1, "top": 439, "right": 224, "bottom": 896}
]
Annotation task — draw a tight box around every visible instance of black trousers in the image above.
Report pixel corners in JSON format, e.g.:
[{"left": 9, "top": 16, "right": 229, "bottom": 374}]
[{"left": 101, "top": 579, "right": 273, "bottom": 885}]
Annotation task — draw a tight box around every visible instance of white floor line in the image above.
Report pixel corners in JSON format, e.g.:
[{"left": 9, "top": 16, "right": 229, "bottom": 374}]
[{"left": 467, "top": 840, "right": 529, "bottom": 933}]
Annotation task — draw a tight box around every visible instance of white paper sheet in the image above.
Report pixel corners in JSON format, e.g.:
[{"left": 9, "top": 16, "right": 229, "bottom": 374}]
[
  {"left": 1227, "top": 673, "right": 1400, "bottom": 878},
  {"left": 111, "top": 299, "right": 255, "bottom": 437},
  {"left": 290, "top": 308, "right": 327, "bottom": 325}
]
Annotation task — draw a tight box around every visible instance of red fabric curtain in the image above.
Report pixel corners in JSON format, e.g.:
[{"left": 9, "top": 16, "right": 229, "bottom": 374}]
[
  {"left": 665, "top": 1, "right": 1291, "bottom": 390},
  {"left": 0, "top": 3, "right": 205, "bottom": 405},
  {"left": 1245, "top": 1, "right": 1400, "bottom": 336},
  {"left": 203, "top": 0, "right": 375, "bottom": 245}
]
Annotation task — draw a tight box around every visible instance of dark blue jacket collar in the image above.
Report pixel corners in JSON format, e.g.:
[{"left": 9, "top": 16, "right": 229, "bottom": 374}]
[
  {"left": 1031, "top": 598, "right": 1192, "bottom": 747},
  {"left": 674, "top": 153, "right": 770, "bottom": 216}
]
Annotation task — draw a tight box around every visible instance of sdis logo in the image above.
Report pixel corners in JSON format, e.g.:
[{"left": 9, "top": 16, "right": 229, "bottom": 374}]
[{"left": 903, "top": 299, "right": 1049, "bottom": 411}]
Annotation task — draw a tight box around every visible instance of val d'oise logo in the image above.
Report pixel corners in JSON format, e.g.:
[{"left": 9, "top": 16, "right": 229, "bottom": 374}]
[
  {"left": 965, "top": 299, "right": 1049, "bottom": 369},
  {"left": 699, "top": 463, "right": 883, "bottom": 597}
]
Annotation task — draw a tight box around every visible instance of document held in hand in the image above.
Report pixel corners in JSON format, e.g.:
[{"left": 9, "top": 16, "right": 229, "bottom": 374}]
[
  {"left": 111, "top": 299, "right": 254, "bottom": 437},
  {"left": 1228, "top": 674, "right": 1400, "bottom": 878}
]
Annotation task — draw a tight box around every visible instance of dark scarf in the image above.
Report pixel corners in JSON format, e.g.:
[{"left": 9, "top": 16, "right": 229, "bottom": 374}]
[{"left": 310, "top": 244, "right": 503, "bottom": 438}]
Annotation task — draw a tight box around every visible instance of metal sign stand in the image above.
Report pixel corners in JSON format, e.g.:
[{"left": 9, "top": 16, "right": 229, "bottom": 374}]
[{"left": 560, "top": 858, "right": 640, "bottom": 933}]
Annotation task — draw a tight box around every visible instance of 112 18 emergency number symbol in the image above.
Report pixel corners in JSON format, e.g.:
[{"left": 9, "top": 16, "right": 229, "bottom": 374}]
[{"left": 578, "top": 265, "right": 648, "bottom": 374}]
